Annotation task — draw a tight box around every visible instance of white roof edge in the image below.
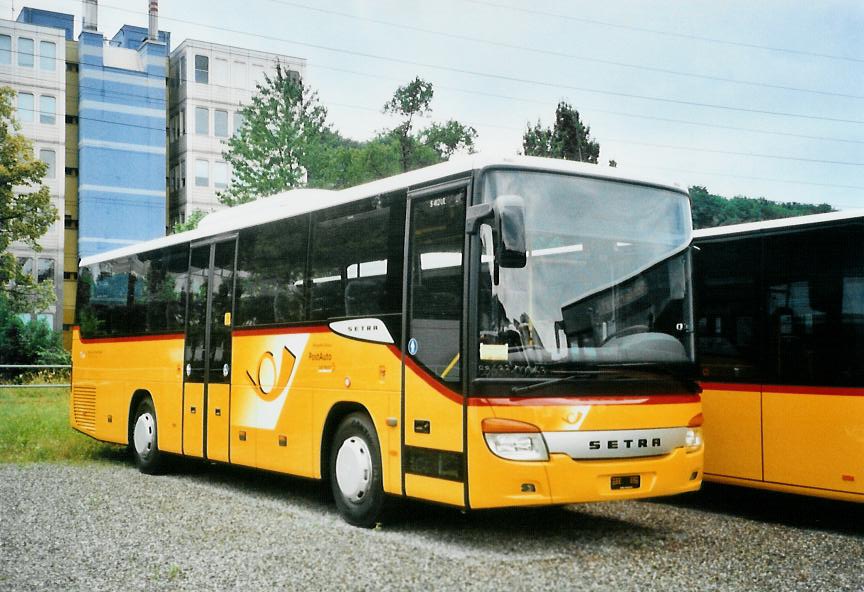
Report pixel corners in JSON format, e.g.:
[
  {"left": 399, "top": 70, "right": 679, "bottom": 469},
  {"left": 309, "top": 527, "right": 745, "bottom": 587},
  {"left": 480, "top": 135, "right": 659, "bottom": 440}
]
[
  {"left": 80, "top": 155, "right": 688, "bottom": 267},
  {"left": 693, "top": 208, "right": 864, "bottom": 240}
]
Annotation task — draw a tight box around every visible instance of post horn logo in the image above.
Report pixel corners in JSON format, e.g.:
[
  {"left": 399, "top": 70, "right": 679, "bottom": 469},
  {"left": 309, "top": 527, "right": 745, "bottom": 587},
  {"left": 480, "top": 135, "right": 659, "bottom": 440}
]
[{"left": 245, "top": 346, "right": 296, "bottom": 402}]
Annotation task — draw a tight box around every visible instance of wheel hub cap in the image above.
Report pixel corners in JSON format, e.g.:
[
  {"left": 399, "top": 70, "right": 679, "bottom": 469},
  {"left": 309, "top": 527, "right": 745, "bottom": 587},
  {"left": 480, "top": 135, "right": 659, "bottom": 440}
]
[
  {"left": 133, "top": 413, "right": 155, "bottom": 458},
  {"left": 335, "top": 437, "right": 372, "bottom": 503}
]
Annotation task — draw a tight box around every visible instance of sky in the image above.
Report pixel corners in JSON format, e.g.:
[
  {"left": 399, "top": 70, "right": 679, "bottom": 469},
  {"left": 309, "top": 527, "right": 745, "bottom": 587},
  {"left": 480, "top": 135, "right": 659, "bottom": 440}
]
[{"left": 7, "top": 0, "right": 864, "bottom": 209}]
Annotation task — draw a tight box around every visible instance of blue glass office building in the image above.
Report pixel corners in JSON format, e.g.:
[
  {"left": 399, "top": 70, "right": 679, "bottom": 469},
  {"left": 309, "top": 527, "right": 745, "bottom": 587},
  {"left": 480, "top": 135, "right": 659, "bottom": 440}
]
[{"left": 77, "top": 26, "right": 169, "bottom": 259}]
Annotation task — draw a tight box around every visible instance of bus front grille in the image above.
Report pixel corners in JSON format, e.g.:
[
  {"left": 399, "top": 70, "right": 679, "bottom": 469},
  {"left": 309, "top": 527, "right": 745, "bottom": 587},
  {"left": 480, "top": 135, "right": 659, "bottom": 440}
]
[{"left": 72, "top": 385, "right": 97, "bottom": 433}]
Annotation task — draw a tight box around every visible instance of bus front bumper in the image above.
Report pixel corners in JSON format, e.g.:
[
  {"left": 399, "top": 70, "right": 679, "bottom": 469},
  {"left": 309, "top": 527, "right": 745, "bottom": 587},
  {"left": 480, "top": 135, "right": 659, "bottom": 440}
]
[{"left": 468, "top": 446, "right": 704, "bottom": 509}]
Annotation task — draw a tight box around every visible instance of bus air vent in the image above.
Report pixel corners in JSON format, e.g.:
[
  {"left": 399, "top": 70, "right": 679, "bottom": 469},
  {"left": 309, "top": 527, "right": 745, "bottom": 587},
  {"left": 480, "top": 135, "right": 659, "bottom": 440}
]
[{"left": 72, "top": 385, "right": 97, "bottom": 433}]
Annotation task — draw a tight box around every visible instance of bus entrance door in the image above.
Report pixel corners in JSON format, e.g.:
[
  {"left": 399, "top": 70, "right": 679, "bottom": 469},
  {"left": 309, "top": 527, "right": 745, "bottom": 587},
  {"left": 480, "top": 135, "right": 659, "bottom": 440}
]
[
  {"left": 183, "top": 238, "right": 237, "bottom": 462},
  {"left": 402, "top": 185, "right": 467, "bottom": 507}
]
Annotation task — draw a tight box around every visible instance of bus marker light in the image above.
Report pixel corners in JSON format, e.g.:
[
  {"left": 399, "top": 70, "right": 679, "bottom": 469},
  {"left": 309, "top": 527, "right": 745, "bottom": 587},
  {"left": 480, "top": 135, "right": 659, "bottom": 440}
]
[
  {"left": 842, "top": 474, "right": 855, "bottom": 482},
  {"left": 482, "top": 418, "right": 540, "bottom": 433},
  {"left": 690, "top": 471, "right": 699, "bottom": 481},
  {"left": 688, "top": 413, "right": 704, "bottom": 427}
]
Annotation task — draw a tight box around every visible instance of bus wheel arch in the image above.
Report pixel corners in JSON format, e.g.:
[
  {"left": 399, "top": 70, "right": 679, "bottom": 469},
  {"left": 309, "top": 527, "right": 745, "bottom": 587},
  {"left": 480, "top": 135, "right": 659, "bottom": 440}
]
[
  {"left": 128, "top": 390, "right": 165, "bottom": 474},
  {"left": 320, "top": 402, "right": 370, "bottom": 482},
  {"left": 322, "top": 405, "right": 387, "bottom": 527}
]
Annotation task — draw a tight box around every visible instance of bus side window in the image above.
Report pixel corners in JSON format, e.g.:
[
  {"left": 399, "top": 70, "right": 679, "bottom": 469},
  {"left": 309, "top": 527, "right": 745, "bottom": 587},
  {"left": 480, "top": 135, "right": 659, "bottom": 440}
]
[
  {"left": 235, "top": 216, "right": 309, "bottom": 327},
  {"left": 308, "top": 196, "right": 403, "bottom": 322}
]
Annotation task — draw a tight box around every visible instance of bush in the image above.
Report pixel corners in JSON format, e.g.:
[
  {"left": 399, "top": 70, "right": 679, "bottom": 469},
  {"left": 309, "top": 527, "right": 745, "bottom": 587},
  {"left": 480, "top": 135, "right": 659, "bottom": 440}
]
[{"left": 0, "top": 292, "right": 70, "bottom": 383}]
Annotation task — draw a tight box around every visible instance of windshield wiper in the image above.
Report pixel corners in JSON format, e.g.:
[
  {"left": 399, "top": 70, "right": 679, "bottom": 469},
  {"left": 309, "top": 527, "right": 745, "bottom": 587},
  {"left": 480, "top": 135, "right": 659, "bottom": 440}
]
[{"left": 510, "top": 370, "right": 621, "bottom": 394}]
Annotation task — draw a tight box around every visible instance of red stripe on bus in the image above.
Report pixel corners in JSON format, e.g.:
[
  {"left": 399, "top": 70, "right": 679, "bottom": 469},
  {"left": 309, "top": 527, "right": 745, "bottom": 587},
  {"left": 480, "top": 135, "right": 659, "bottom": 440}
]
[
  {"left": 467, "top": 394, "right": 701, "bottom": 407},
  {"left": 700, "top": 382, "right": 864, "bottom": 397},
  {"left": 391, "top": 347, "right": 463, "bottom": 404},
  {"left": 232, "top": 325, "right": 330, "bottom": 337},
  {"left": 699, "top": 382, "right": 761, "bottom": 392},
  {"left": 78, "top": 332, "right": 184, "bottom": 344}
]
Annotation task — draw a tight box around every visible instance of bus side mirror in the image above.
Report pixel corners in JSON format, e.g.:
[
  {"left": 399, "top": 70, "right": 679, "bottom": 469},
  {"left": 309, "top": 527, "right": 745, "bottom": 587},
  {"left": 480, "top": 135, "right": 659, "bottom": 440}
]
[{"left": 494, "top": 194, "right": 527, "bottom": 269}]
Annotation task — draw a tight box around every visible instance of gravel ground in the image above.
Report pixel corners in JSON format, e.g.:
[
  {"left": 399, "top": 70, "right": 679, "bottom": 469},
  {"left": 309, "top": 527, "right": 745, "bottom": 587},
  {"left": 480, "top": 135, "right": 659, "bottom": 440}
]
[{"left": 1, "top": 459, "right": 863, "bottom": 592}]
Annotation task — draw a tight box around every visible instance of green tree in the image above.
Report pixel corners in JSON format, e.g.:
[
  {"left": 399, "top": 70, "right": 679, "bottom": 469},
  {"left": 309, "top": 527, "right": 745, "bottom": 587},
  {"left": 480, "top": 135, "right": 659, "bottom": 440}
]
[
  {"left": 689, "top": 185, "right": 834, "bottom": 229},
  {"left": 523, "top": 101, "right": 600, "bottom": 163},
  {"left": 171, "top": 209, "right": 207, "bottom": 234},
  {"left": 0, "top": 86, "right": 58, "bottom": 314},
  {"left": 382, "top": 77, "right": 477, "bottom": 172},
  {"left": 219, "top": 62, "right": 332, "bottom": 205},
  {"left": 383, "top": 76, "right": 434, "bottom": 171},
  {"left": 0, "top": 291, "right": 69, "bottom": 378}
]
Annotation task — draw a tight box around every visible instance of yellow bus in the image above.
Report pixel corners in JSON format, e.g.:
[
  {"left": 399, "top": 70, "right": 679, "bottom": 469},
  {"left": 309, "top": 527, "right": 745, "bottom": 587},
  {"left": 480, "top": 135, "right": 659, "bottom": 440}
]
[
  {"left": 71, "top": 156, "right": 704, "bottom": 526},
  {"left": 694, "top": 210, "right": 864, "bottom": 502}
]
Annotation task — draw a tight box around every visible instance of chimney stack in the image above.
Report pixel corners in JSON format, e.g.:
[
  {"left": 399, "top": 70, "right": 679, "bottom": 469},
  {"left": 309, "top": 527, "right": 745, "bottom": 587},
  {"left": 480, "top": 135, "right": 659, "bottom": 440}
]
[
  {"left": 148, "top": 0, "right": 158, "bottom": 41},
  {"left": 82, "top": 0, "right": 98, "bottom": 31}
]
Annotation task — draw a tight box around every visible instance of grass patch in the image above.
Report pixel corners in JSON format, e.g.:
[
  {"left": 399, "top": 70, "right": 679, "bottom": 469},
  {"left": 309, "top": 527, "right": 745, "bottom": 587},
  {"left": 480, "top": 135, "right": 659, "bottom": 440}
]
[{"left": 0, "top": 387, "right": 118, "bottom": 463}]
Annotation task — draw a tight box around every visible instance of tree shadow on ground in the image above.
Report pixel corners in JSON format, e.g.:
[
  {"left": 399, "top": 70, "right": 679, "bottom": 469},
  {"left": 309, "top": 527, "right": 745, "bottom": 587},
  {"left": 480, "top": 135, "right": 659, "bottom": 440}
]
[{"left": 652, "top": 482, "right": 864, "bottom": 536}]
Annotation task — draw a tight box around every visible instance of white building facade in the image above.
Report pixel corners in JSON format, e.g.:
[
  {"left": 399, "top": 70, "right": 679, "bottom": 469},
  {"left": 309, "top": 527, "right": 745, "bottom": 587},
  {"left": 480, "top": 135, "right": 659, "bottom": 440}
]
[
  {"left": 167, "top": 40, "right": 306, "bottom": 227},
  {"left": 0, "top": 18, "right": 66, "bottom": 329}
]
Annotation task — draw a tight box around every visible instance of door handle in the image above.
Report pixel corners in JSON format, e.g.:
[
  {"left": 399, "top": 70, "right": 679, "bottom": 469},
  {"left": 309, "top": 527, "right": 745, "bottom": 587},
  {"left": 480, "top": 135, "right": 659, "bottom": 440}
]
[
  {"left": 190, "top": 406, "right": 197, "bottom": 414},
  {"left": 215, "top": 408, "right": 221, "bottom": 417}
]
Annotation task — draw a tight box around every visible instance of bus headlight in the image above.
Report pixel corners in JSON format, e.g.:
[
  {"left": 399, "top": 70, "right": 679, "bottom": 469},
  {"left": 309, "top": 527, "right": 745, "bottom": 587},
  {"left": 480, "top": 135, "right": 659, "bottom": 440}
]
[
  {"left": 685, "top": 427, "right": 703, "bottom": 451},
  {"left": 482, "top": 418, "right": 549, "bottom": 461}
]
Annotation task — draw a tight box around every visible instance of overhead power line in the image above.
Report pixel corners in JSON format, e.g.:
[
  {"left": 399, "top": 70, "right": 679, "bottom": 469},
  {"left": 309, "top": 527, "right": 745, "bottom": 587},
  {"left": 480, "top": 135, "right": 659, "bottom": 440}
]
[
  {"left": 91, "top": 0, "right": 864, "bottom": 126},
  {"left": 258, "top": 0, "right": 863, "bottom": 101},
  {"left": 463, "top": 0, "right": 864, "bottom": 65}
]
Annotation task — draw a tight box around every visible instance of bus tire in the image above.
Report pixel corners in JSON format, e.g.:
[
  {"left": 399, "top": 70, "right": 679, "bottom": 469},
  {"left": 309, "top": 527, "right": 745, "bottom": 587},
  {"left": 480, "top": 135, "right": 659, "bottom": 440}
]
[
  {"left": 329, "top": 412, "right": 386, "bottom": 527},
  {"left": 130, "top": 397, "right": 165, "bottom": 475}
]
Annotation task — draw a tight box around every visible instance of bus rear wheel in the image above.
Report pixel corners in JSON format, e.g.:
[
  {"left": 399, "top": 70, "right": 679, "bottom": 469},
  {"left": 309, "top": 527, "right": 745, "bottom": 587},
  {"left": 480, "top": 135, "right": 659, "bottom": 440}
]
[
  {"left": 329, "top": 412, "right": 386, "bottom": 527},
  {"left": 130, "top": 397, "right": 165, "bottom": 475}
]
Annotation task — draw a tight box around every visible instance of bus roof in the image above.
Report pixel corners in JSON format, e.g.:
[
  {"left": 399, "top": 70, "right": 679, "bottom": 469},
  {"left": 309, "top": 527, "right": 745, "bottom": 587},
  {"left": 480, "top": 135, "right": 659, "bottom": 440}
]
[
  {"left": 79, "top": 154, "right": 688, "bottom": 267},
  {"left": 693, "top": 208, "right": 864, "bottom": 241}
]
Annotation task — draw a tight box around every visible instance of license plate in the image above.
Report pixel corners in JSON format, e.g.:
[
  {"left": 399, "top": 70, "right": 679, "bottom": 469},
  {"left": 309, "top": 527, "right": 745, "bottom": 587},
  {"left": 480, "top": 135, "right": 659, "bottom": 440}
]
[{"left": 611, "top": 475, "right": 641, "bottom": 490}]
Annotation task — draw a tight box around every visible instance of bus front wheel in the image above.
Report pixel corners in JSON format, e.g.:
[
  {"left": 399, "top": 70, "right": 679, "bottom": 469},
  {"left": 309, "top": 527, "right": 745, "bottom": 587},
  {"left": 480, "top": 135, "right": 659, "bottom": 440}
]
[
  {"left": 130, "top": 397, "right": 165, "bottom": 475},
  {"left": 329, "top": 412, "right": 386, "bottom": 527}
]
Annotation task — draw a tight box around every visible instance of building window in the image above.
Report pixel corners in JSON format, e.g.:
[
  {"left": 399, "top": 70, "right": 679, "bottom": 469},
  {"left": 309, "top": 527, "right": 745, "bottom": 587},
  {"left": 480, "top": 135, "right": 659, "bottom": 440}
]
[
  {"left": 37, "top": 258, "right": 55, "bottom": 283},
  {"left": 17, "top": 257, "right": 33, "bottom": 277},
  {"left": 63, "top": 272, "right": 78, "bottom": 281},
  {"left": 195, "top": 106, "right": 208, "bottom": 135},
  {"left": 65, "top": 114, "right": 79, "bottom": 125},
  {"left": 39, "top": 41, "right": 55, "bottom": 71},
  {"left": 180, "top": 159, "right": 186, "bottom": 188},
  {"left": 194, "top": 54, "right": 209, "bottom": 84},
  {"left": 169, "top": 167, "right": 176, "bottom": 192},
  {"left": 39, "top": 95, "right": 56, "bottom": 125},
  {"left": 195, "top": 159, "right": 208, "bottom": 187},
  {"left": 17, "top": 92, "right": 34, "bottom": 123},
  {"left": 233, "top": 112, "right": 245, "bottom": 136},
  {"left": 39, "top": 149, "right": 56, "bottom": 178},
  {"left": 0, "top": 35, "right": 10, "bottom": 65},
  {"left": 65, "top": 62, "right": 79, "bottom": 72},
  {"left": 18, "top": 38, "right": 34, "bottom": 67},
  {"left": 178, "top": 55, "right": 186, "bottom": 85},
  {"left": 65, "top": 166, "right": 78, "bottom": 176},
  {"left": 213, "top": 161, "right": 228, "bottom": 189},
  {"left": 179, "top": 109, "right": 186, "bottom": 135},
  {"left": 214, "top": 110, "right": 228, "bottom": 138}
]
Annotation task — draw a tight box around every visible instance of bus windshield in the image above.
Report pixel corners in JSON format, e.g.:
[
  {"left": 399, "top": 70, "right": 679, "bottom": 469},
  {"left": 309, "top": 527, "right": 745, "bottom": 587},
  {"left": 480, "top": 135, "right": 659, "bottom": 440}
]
[{"left": 478, "top": 169, "right": 694, "bottom": 380}]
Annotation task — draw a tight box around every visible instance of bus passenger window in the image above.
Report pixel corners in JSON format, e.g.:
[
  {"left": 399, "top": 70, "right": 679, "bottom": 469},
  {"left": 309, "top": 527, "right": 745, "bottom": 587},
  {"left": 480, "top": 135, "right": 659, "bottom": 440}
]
[
  {"left": 308, "top": 196, "right": 403, "bottom": 321},
  {"left": 236, "top": 216, "right": 309, "bottom": 326}
]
